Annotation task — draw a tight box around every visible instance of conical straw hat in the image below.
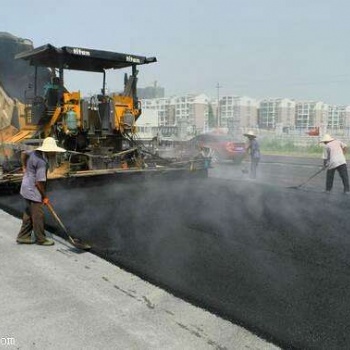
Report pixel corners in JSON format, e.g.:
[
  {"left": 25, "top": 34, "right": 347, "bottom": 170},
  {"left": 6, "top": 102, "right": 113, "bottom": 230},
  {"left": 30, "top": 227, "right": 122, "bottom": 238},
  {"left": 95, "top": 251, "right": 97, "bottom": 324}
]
[
  {"left": 36, "top": 137, "right": 66, "bottom": 152},
  {"left": 319, "top": 134, "right": 334, "bottom": 143},
  {"left": 243, "top": 130, "right": 256, "bottom": 138}
]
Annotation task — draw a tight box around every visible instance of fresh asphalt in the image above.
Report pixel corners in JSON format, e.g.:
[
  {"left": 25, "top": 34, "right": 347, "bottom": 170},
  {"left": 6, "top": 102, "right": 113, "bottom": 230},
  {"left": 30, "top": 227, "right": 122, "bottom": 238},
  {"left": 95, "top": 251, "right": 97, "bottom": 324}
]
[
  {"left": 1, "top": 155, "right": 350, "bottom": 349},
  {"left": 0, "top": 209, "right": 278, "bottom": 350}
]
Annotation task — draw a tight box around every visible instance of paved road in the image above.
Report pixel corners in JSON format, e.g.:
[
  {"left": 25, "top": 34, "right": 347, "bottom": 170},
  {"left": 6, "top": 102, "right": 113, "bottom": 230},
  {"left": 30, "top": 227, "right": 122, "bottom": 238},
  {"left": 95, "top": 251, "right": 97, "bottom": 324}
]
[
  {"left": 1, "top": 155, "right": 350, "bottom": 349},
  {"left": 1, "top": 210, "right": 277, "bottom": 350},
  {"left": 211, "top": 155, "right": 346, "bottom": 194}
]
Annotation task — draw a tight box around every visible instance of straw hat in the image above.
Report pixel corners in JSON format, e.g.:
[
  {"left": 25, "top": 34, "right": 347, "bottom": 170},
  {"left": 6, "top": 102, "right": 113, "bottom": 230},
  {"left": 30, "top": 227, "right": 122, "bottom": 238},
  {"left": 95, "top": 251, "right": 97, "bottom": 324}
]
[
  {"left": 36, "top": 137, "right": 66, "bottom": 152},
  {"left": 320, "top": 134, "right": 334, "bottom": 143},
  {"left": 243, "top": 130, "right": 256, "bottom": 138}
]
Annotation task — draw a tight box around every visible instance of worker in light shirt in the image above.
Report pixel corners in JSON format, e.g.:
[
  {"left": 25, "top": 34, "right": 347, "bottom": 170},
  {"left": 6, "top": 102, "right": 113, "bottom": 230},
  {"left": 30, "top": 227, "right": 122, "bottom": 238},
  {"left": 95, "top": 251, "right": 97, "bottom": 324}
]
[{"left": 320, "top": 134, "right": 349, "bottom": 194}]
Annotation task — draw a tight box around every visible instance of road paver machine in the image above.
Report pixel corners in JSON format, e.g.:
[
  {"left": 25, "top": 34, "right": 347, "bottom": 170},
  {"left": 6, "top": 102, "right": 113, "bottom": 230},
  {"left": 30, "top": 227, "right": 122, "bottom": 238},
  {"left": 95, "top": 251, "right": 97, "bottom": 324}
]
[{"left": 8, "top": 44, "right": 157, "bottom": 171}]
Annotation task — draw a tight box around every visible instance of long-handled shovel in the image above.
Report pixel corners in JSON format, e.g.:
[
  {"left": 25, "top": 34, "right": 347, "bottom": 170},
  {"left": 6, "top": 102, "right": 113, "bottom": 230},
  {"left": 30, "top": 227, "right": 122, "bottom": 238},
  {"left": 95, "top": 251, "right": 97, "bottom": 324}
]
[
  {"left": 287, "top": 167, "right": 325, "bottom": 189},
  {"left": 45, "top": 201, "right": 91, "bottom": 251}
]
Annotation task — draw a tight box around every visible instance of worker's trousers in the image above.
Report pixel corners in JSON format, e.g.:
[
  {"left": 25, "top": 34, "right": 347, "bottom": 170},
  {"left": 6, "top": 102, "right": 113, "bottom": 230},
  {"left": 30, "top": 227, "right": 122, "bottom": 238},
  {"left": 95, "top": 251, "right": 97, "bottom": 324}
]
[
  {"left": 17, "top": 199, "right": 47, "bottom": 243},
  {"left": 326, "top": 163, "right": 350, "bottom": 192},
  {"left": 250, "top": 158, "right": 259, "bottom": 179}
]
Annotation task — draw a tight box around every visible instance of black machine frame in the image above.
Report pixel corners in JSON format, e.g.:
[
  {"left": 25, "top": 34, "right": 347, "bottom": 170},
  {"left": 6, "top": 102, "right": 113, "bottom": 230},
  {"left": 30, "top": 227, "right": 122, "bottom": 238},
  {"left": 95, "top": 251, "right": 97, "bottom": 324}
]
[{"left": 15, "top": 44, "right": 157, "bottom": 99}]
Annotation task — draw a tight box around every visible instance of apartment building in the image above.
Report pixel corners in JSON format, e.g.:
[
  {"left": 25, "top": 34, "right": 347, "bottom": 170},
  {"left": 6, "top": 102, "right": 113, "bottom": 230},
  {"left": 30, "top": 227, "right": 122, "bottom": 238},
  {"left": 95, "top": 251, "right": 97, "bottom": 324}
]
[
  {"left": 219, "top": 96, "right": 258, "bottom": 130},
  {"left": 141, "top": 97, "right": 174, "bottom": 126},
  {"left": 135, "top": 109, "right": 159, "bottom": 140},
  {"left": 327, "top": 105, "right": 348, "bottom": 129},
  {"left": 294, "top": 101, "right": 328, "bottom": 129},
  {"left": 190, "top": 94, "right": 209, "bottom": 131},
  {"left": 345, "top": 106, "right": 350, "bottom": 130},
  {"left": 140, "top": 94, "right": 209, "bottom": 131},
  {"left": 140, "top": 92, "right": 350, "bottom": 138},
  {"left": 258, "top": 98, "right": 295, "bottom": 129}
]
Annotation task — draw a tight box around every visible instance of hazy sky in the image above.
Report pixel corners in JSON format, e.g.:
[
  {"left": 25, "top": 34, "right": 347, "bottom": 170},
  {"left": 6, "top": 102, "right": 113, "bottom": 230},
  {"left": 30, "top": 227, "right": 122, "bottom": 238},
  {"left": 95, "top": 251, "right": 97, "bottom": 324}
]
[{"left": 2, "top": 0, "right": 350, "bottom": 104}]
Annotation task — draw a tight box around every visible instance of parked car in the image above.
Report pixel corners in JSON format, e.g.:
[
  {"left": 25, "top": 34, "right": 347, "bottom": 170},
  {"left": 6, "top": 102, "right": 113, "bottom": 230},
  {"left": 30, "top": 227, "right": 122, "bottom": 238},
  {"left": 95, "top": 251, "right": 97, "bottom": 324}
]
[{"left": 178, "top": 133, "right": 246, "bottom": 164}]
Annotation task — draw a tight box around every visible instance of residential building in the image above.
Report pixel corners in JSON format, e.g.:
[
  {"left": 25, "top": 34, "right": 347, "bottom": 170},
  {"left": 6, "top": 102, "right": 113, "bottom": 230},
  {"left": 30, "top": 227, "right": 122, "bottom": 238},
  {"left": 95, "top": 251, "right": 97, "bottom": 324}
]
[
  {"left": 141, "top": 97, "right": 174, "bottom": 126},
  {"left": 219, "top": 95, "right": 258, "bottom": 131},
  {"left": 345, "top": 106, "right": 350, "bottom": 131},
  {"left": 140, "top": 94, "right": 209, "bottom": 134},
  {"left": 258, "top": 98, "right": 295, "bottom": 130},
  {"left": 295, "top": 101, "right": 328, "bottom": 129},
  {"left": 135, "top": 109, "right": 159, "bottom": 141},
  {"left": 327, "top": 105, "right": 347, "bottom": 130},
  {"left": 139, "top": 90, "right": 350, "bottom": 138}
]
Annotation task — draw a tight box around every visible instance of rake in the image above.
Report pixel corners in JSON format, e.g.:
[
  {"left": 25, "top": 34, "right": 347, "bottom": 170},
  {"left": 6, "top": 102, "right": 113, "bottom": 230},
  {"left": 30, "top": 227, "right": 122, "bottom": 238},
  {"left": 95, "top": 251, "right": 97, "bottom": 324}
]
[{"left": 287, "top": 167, "right": 325, "bottom": 189}]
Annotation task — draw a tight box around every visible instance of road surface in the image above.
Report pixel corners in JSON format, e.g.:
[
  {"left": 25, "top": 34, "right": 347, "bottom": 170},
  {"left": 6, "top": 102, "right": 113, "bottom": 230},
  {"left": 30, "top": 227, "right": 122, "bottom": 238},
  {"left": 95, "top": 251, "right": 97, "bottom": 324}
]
[{"left": 1, "top": 155, "right": 350, "bottom": 349}]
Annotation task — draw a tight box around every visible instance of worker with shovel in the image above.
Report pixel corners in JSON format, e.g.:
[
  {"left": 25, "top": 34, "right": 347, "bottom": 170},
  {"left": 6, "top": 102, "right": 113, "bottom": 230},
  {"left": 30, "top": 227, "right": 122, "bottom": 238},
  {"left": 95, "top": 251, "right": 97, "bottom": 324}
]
[
  {"left": 16, "top": 137, "right": 66, "bottom": 245},
  {"left": 320, "top": 134, "right": 349, "bottom": 194}
]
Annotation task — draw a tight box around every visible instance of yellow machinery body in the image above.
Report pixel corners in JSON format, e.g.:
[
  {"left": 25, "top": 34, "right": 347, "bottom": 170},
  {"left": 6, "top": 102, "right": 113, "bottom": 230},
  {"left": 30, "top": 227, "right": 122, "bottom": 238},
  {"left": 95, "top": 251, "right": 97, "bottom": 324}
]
[{"left": 0, "top": 43, "right": 157, "bottom": 172}]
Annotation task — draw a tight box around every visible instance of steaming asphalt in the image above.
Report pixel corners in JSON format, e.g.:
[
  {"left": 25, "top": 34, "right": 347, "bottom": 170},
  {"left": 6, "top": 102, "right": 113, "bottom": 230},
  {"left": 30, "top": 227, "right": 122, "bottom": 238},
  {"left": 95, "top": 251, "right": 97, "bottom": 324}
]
[
  {"left": 1, "top": 210, "right": 276, "bottom": 350},
  {"left": 1, "top": 155, "right": 350, "bottom": 349},
  {"left": 212, "top": 155, "right": 328, "bottom": 191}
]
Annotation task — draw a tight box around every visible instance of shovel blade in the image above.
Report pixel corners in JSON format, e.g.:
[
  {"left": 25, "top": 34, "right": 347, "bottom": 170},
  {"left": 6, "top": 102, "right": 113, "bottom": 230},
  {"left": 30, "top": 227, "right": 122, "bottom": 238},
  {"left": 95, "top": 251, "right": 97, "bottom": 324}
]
[{"left": 68, "top": 236, "right": 91, "bottom": 251}]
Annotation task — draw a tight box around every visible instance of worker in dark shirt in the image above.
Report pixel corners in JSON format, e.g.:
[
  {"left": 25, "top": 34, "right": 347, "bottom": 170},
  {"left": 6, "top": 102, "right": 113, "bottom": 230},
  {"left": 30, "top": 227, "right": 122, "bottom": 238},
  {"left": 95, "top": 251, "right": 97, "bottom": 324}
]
[
  {"left": 244, "top": 130, "right": 260, "bottom": 179},
  {"left": 16, "top": 137, "right": 66, "bottom": 246}
]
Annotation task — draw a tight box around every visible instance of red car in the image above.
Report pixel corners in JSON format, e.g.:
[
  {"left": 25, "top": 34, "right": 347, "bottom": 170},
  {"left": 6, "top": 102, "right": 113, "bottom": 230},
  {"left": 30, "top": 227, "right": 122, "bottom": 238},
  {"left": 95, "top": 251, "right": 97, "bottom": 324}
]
[{"left": 181, "top": 133, "right": 246, "bottom": 164}]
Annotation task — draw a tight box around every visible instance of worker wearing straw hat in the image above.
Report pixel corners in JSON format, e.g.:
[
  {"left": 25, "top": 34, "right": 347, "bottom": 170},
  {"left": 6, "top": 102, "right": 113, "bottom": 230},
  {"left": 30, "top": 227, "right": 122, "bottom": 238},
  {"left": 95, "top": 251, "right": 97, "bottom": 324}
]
[
  {"left": 320, "top": 134, "right": 349, "bottom": 194},
  {"left": 16, "top": 137, "right": 66, "bottom": 245},
  {"left": 244, "top": 130, "right": 260, "bottom": 179}
]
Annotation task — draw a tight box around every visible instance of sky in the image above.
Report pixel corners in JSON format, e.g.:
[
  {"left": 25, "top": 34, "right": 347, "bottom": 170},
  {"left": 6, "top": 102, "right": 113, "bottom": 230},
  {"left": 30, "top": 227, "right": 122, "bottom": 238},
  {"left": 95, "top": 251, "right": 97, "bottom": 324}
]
[{"left": 2, "top": 0, "right": 350, "bottom": 105}]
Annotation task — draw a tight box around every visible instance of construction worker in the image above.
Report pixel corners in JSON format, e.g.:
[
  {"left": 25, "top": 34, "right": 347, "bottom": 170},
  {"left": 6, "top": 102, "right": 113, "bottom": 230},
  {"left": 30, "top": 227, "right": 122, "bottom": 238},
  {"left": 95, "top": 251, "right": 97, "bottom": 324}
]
[
  {"left": 320, "top": 134, "right": 349, "bottom": 194},
  {"left": 244, "top": 130, "right": 260, "bottom": 179},
  {"left": 199, "top": 146, "right": 213, "bottom": 168},
  {"left": 16, "top": 137, "right": 66, "bottom": 245}
]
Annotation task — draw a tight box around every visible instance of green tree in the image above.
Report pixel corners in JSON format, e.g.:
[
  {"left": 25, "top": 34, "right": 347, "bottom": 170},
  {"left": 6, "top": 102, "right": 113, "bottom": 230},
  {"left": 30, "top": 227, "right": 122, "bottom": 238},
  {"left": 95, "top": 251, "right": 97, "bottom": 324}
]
[{"left": 208, "top": 103, "right": 216, "bottom": 128}]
